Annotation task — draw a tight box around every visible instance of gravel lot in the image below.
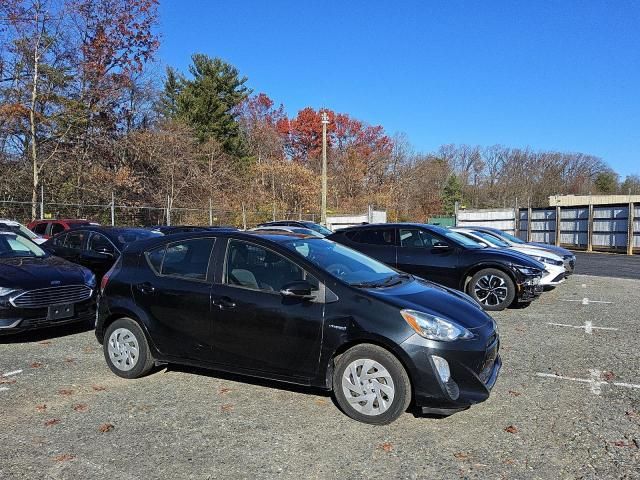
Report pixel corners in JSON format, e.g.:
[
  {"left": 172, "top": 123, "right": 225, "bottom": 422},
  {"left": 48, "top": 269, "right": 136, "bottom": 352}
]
[{"left": 1, "top": 263, "right": 639, "bottom": 479}]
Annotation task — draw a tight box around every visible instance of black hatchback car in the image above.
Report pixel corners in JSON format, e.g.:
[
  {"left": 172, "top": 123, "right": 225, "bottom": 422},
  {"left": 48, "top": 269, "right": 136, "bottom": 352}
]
[
  {"left": 96, "top": 231, "right": 500, "bottom": 424},
  {"left": 0, "top": 232, "right": 96, "bottom": 334},
  {"left": 44, "top": 226, "right": 162, "bottom": 281},
  {"left": 328, "top": 224, "right": 545, "bottom": 311}
]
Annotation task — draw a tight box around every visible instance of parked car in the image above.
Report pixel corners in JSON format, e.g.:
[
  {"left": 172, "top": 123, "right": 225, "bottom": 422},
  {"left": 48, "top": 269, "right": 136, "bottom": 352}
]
[
  {"left": 462, "top": 226, "right": 576, "bottom": 275},
  {"left": 249, "top": 226, "right": 325, "bottom": 238},
  {"left": 0, "top": 219, "right": 46, "bottom": 244},
  {"left": 0, "top": 231, "right": 96, "bottom": 334},
  {"left": 257, "top": 220, "right": 333, "bottom": 237},
  {"left": 328, "top": 223, "right": 545, "bottom": 311},
  {"left": 96, "top": 230, "right": 501, "bottom": 424},
  {"left": 28, "top": 219, "right": 99, "bottom": 239},
  {"left": 451, "top": 227, "right": 566, "bottom": 289},
  {"left": 44, "top": 226, "right": 162, "bottom": 281}
]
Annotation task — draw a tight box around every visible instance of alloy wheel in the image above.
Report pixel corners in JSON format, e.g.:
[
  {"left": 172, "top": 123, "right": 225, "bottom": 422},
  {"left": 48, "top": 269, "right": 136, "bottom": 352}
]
[
  {"left": 107, "top": 327, "right": 140, "bottom": 371},
  {"left": 474, "top": 274, "right": 508, "bottom": 306},
  {"left": 341, "top": 358, "right": 395, "bottom": 416}
]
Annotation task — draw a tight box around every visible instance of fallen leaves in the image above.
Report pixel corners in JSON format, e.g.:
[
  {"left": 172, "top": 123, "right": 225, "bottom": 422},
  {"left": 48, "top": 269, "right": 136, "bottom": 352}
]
[
  {"left": 379, "top": 442, "right": 393, "bottom": 453},
  {"left": 453, "top": 452, "right": 470, "bottom": 460},
  {"left": 602, "top": 371, "right": 616, "bottom": 382},
  {"left": 64, "top": 357, "right": 76, "bottom": 364},
  {"left": 504, "top": 425, "right": 519, "bottom": 434},
  {"left": 52, "top": 454, "right": 75, "bottom": 462},
  {"left": 508, "top": 390, "right": 522, "bottom": 397},
  {"left": 0, "top": 377, "right": 16, "bottom": 385},
  {"left": 82, "top": 346, "right": 94, "bottom": 353},
  {"left": 44, "top": 418, "right": 61, "bottom": 427},
  {"left": 314, "top": 398, "right": 328, "bottom": 406},
  {"left": 218, "top": 387, "right": 232, "bottom": 395},
  {"left": 37, "top": 340, "right": 52, "bottom": 346},
  {"left": 58, "top": 389, "right": 74, "bottom": 396},
  {"left": 73, "top": 403, "right": 88, "bottom": 412},
  {"left": 91, "top": 385, "right": 106, "bottom": 392},
  {"left": 612, "top": 440, "right": 638, "bottom": 449},
  {"left": 36, "top": 404, "right": 47, "bottom": 412},
  {"left": 31, "top": 362, "right": 44, "bottom": 368},
  {"left": 98, "top": 423, "right": 114, "bottom": 433},
  {"left": 221, "top": 403, "right": 234, "bottom": 413}
]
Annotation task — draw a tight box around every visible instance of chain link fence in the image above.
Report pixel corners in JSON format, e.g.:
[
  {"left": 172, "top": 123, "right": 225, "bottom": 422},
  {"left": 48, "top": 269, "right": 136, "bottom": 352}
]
[{"left": 0, "top": 199, "right": 320, "bottom": 229}]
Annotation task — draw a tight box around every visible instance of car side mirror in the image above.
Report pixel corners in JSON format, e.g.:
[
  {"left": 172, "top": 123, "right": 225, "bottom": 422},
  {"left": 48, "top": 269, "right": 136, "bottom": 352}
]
[{"left": 280, "top": 281, "right": 315, "bottom": 299}]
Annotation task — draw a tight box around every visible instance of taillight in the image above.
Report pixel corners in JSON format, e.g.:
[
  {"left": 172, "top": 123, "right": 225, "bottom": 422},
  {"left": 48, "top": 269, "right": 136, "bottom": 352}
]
[{"left": 100, "top": 258, "right": 121, "bottom": 295}]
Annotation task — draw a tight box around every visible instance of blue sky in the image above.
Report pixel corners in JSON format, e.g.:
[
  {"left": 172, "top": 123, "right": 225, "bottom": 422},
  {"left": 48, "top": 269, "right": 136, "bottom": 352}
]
[{"left": 158, "top": 1, "right": 640, "bottom": 177}]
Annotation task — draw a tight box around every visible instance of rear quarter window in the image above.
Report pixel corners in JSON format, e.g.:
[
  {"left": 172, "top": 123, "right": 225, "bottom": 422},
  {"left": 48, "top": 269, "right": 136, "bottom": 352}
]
[{"left": 145, "top": 246, "right": 165, "bottom": 274}]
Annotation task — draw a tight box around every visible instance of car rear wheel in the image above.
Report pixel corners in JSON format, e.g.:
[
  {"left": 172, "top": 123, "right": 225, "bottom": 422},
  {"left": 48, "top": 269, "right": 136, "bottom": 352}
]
[
  {"left": 332, "top": 344, "right": 411, "bottom": 425},
  {"left": 468, "top": 268, "right": 516, "bottom": 311},
  {"left": 103, "top": 318, "right": 154, "bottom": 379}
]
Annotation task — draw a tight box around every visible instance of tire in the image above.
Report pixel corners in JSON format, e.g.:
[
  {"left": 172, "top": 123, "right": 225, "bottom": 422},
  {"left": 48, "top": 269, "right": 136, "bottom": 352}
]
[
  {"left": 332, "top": 344, "right": 411, "bottom": 425},
  {"left": 103, "top": 317, "right": 154, "bottom": 379},
  {"left": 467, "top": 268, "right": 516, "bottom": 311}
]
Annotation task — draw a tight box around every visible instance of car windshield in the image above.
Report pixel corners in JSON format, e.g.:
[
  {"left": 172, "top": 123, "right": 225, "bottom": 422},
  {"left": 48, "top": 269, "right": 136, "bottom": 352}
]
[
  {"left": 302, "top": 222, "right": 333, "bottom": 236},
  {"left": 17, "top": 224, "right": 38, "bottom": 239},
  {"left": 0, "top": 233, "right": 47, "bottom": 258},
  {"left": 283, "top": 238, "right": 401, "bottom": 287},
  {"left": 472, "top": 230, "right": 510, "bottom": 247},
  {"left": 442, "top": 230, "right": 484, "bottom": 248},
  {"left": 490, "top": 229, "right": 525, "bottom": 244}
]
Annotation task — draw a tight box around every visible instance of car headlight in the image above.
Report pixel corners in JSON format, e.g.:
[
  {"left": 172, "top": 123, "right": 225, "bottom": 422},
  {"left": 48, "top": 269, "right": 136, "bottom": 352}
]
[
  {"left": 0, "top": 287, "right": 16, "bottom": 297},
  {"left": 513, "top": 265, "right": 540, "bottom": 276},
  {"left": 400, "top": 309, "right": 474, "bottom": 342},
  {"left": 532, "top": 255, "right": 562, "bottom": 266},
  {"left": 83, "top": 271, "right": 97, "bottom": 288}
]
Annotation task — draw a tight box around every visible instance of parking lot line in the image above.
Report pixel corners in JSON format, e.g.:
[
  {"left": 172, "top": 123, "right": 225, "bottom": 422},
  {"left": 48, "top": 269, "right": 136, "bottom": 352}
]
[
  {"left": 536, "top": 372, "right": 640, "bottom": 395},
  {"left": 546, "top": 321, "right": 618, "bottom": 334},
  {"left": 1, "top": 369, "right": 22, "bottom": 377},
  {"left": 559, "top": 298, "right": 612, "bottom": 305},
  {"left": 0, "top": 387, "right": 9, "bottom": 392}
]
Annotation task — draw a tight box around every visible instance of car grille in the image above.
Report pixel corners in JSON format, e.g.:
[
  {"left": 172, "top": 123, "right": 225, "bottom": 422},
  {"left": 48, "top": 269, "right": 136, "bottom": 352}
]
[{"left": 11, "top": 285, "right": 93, "bottom": 309}]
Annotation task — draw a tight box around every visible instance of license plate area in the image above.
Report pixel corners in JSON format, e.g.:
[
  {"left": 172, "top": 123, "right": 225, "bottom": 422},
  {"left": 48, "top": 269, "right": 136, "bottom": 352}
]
[{"left": 48, "top": 304, "right": 74, "bottom": 320}]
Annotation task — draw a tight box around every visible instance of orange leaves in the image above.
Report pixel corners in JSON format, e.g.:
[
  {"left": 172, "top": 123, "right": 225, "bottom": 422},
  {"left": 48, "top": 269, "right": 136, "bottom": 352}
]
[
  {"left": 44, "top": 418, "right": 60, "bottom": 427},
  {"left": 504, "top": 425, "right": 519, "bottom": 434},
  {"left": 98, "top": 423, "right": 114, "bottom": 433}
]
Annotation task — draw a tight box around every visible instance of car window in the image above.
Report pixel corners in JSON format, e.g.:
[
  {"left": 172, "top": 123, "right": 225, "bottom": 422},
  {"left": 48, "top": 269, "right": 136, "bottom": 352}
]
[
  {"left": 33, "top": 223, "right": 47, "bottom": 235},
  {"left": 159, "top": 238, "right": 215, "bottom": 281},
  {"left": 399, "top": 229, "right": 444, "bottom": 248},
  {"left": 88, "top": 233, "right": 115, "bottom": 253},
  {"left": 225, "top": 240, "right": 319, "bottom": 293},
  {"left": 64, "top": 230, "right": 86, "bottom": 250},
  {"left": 145, "top": 246, "right": 165, "bottom": 273},
  {"left": 352, "top": 229, "right": 395, "bottom": 246},
  {"left": 50, "top": 222, "right": 65, "bottom": 235},
  {"left": 53, "top": 233, "right": 68, "bottom": 246},
  {"left": 0, "top": 234, "right": 47, "bottom": 258}
]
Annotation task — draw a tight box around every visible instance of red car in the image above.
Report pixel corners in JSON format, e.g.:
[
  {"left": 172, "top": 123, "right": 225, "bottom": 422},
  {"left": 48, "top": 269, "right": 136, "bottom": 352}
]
[{"left": 27, "top": 219, "right": 99, "bottom": 239}]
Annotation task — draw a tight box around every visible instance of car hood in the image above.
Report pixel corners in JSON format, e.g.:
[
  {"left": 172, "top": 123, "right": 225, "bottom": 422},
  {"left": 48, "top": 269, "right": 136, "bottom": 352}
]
[
  {"left": 466, "top": 247, "right": 546, "bottom": 270},
  {"left": 0, "top": 256, "right": 92, "bottom": 290},
  {"left": 364, "top": 278, "right": 494, "bottom": 329},
  {"left": 529, "top": 243, "right": 574, "bottom": 257},
  {"left": 509, "top": 246, "right": 563, "bottom": 262}
]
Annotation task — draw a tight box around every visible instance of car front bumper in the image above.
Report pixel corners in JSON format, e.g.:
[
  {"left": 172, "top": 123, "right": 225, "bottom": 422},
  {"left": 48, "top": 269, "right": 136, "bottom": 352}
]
[
  {"left": 400, "top": 321, "right": 501, "bottom": 413},
  {"left": 0, "top": 298, "right": 96, "bottom": 335}
]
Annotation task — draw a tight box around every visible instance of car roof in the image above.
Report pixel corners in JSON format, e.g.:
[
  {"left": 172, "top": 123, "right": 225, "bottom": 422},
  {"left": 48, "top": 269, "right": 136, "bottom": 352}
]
[
  {"left": 124, "top": 230, "right": 319, "bottom": 254},
  {"left": 332, "top": 222, "right": 447, "bottom": 234},
  {"left": 36, "top": 218, "right": 92, "bottom": 223},
  {"left": 0, "top": 219, "right": 21, "bottom": 226}
]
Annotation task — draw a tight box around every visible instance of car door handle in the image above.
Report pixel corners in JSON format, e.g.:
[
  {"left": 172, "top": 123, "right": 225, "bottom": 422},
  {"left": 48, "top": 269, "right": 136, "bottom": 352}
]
[
  {"left": 135, "top": 282, "right": 155, "bottom": 294},
  {"left": 213, "top": 297, "right": 236, "bottom": 309}
]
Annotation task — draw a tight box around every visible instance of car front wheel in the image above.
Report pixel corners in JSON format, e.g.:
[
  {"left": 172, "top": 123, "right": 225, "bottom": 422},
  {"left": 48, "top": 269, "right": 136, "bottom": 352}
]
[
  {"left": 332, "top": 344, "right": 411, "bottom": 425},
  {"left": 468, "top": 268, "right": 516, "bottom": 311},
  {"left": 103, "top": 318, "right": 154, "bottom": 379}
]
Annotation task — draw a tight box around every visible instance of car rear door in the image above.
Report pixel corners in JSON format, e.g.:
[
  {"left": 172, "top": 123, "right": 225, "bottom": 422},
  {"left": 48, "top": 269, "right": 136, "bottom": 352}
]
[
  {"left": 133, "top": 237, "right": 217, "bottom": 362},
  {"left": 48, "top": 229, "right": 87, "bottom": 264},
  {"left": 209, "top": 238, "right": 324, "bottom": 379},
  {"left": 81, "top": 232, "right": 119, "bottom": 280},
  {"left": 343, "top": 227, "right": 398, "bottom": 267},
  {"left": 395, "top": 227, "right": 460, "bottom": 287}
]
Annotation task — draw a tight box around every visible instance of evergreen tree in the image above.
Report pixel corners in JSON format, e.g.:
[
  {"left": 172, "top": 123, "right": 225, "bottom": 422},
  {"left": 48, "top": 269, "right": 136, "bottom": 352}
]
[
  {"left": 158, "top": 67, "right": 184, "bottom": 119},
  {"left": 442, "top": 174, "right": 463, "bottom": 215},
  {"left": 169, "top": 54, "right": 250, "bottom": 156}
]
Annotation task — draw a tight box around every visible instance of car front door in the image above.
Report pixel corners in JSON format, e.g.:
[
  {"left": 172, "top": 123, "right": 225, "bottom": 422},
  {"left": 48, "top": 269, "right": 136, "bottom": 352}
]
[
  {"left": 396, "top": 228, "right": 460, "bottom": 287},
  {"left": 210, "top": 238, "right": 324, "bottom": 379},
  {"left": 133, "top": 237, "right": 217, "bottom": 362},
  {"left": 49, "top": 229, "right": 87, "bottom": 264}
]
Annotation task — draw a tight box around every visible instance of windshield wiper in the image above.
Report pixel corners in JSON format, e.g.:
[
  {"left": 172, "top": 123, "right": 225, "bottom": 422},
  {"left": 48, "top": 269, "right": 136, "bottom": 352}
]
[{"left": 351, "top": 273, "right": 412, "bottom": 289}]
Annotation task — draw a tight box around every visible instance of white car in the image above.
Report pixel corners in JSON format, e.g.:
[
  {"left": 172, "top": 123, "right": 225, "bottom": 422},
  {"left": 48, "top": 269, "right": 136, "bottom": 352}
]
[
  {"left": 0, "top": 219, "right": 47, "bottom": 245},
  {"left": 451, "top": 227, "right": 566, "bottom": 288}
]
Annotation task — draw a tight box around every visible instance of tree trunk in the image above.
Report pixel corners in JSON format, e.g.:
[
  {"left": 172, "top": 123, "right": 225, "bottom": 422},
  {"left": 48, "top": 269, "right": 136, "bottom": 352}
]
[{"left": 29, "top": 9, "right": 42, "bottom": 220}]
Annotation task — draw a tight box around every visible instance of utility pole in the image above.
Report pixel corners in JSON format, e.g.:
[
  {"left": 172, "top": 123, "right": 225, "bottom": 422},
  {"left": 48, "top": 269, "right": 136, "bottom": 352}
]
[{"left": 321, "top": 110, "right": 329, "bottom": 225}]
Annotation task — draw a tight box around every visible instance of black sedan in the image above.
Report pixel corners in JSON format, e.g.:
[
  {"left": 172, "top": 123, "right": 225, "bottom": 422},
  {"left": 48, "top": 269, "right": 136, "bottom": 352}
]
[
  {"left": 44, "top": 226, "right": 162, "bottom": 281},
  {"left": 328, "top": 223, "right": 545, "bottom": 311},
  {"left": 0, "top": 232, "right": 96, "bottom": 334},
  {"left": 257, "top": 220, "right": 333, "bottom": 237},
  {"left": 96, "top": 231, "right": 500, "bottom": 424}
]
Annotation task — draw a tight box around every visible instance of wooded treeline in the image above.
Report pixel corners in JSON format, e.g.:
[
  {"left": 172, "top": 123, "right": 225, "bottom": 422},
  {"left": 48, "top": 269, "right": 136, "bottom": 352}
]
[{"left": 1, "top": 0, "right": 637, "bottom": 225}]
